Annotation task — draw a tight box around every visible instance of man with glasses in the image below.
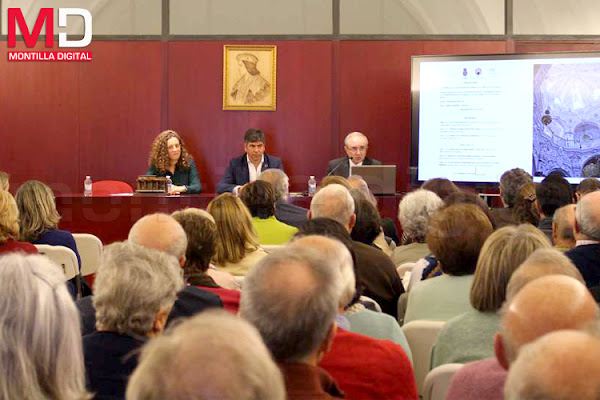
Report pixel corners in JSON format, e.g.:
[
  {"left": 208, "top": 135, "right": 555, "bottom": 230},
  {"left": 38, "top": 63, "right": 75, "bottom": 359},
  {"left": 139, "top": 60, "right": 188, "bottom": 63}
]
[{"left": 326, "top": 132, "right": 381, "bottom": 178}]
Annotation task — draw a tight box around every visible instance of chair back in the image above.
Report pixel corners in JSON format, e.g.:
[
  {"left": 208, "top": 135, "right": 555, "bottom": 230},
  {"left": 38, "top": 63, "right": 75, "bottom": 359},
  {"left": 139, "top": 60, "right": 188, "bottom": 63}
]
[
  {"left": 402, "top": 320, "right": 445, "bottom": 395},
  {"left": 73, "top": 233, "right": 103, "bottom": 277},
  {"left": 34, "top": 244, "right": 79, "bottom": 281},
  {"left": 92, "top": 180, "right": 134, "bottom": 195},
  {"left": 422, "top": 363, "right": 463, "bottom": 400}
]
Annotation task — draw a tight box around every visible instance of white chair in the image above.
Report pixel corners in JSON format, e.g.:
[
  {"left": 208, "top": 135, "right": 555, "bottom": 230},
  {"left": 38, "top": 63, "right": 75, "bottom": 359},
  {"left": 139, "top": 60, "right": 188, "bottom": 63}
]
[
  {"left": 34, "top": 245, "right": 79, "bottom": 281},
  {"left": 261, "top": 244, "right": 283, "bottom": 253},
  {"left": 73, "top": 233, "right": 102, "bottom": 277},
  {"left": 422, "top": 363, "right": 463, "bottom": 400},
  {"left": 402, "top": 320, "right": 445, "bottom": 395},
  {"left": 397, "top": 262, "right": 416, "bottom": 290},
  {"left": 359, "top": 295, "right": 382, "bottom": 312},
  {"left": 407, "top": 258, "right": 429, "bottom": 292}
]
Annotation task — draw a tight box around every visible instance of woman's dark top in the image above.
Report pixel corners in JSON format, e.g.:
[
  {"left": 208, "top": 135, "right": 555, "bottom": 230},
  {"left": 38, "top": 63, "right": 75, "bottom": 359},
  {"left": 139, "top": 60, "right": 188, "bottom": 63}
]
[{"left": 147, "top": 158, "right": 202, "bottom": 193}]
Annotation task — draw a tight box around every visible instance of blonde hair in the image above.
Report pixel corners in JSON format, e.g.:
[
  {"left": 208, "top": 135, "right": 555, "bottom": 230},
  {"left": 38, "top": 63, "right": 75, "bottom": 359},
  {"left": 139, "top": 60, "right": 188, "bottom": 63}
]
[
  {"left": 207, "top": 193, "right": 259, "bottom": 265},
  {"left": 15, "top": 180, "right": 61, "bottom": 242},
  {"left": 470, "top": 224, "right": 551, "bottom": 312},
  {"left": 0, "top": 171, "right": 9, "bottom": 191},
  {"left": 0, "top": 190, "right": 19, "bottom": 243}
]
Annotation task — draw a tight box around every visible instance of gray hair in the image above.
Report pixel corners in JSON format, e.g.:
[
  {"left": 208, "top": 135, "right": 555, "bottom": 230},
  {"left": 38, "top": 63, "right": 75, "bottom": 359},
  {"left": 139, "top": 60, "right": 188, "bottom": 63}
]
[
  {"left": 258, "top": 169, "right": 289, "bottom": 201},
  {"left": 506, "top": 248, "right": 584, "bottom": 301},
  {"left": 292, "top": 235, "right": 356, "bottom": 308},
  {"left": 576, "top": 192, "right": 600, "bottom": 240},
  {"left": 126, "top": 310, "right": 285, "bottom": 400},
  {"left": 398, "top": 189, "right": 443, "bottom": 241},
  {"left": 499, "top": 168, "right": 533, "bottom": 207},
  {"left": 93, "top": 242, "right": 184, "bottom": 336},
  {"left": 0, "top": 254, "right": 88, "bottom": 400},
  {"left": 240, "top": 247, "right": 342, "bottom": 363},
  {"left": 310, "top": 184, "right": 355, "bottom": 227},
  {"left": 128, "top": 213, "right": 188, "bottom": 261},
  {"left": 553, "top": 204, "right": 576, "bottom": 241},
  {"left": 344, "top": 131, "right": 368, "bottom": 147}
]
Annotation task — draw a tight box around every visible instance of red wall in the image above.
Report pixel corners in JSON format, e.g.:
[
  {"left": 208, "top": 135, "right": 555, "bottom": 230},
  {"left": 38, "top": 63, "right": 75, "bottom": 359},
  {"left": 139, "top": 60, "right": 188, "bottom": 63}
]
[{"left": 2, "top": 39, "right": 600, "bottom": 194}]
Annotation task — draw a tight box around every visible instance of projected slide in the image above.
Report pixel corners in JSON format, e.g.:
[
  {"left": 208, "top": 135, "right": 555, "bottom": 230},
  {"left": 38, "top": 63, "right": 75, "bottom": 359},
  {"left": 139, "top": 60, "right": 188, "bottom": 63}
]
[{"left": 414, "top": 54, "right": 600, "bottom": 184}]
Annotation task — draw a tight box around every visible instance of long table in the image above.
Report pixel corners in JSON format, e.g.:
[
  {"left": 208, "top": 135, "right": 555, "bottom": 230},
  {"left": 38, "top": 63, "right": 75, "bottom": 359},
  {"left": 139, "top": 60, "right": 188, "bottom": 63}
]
[{"left": 55, "top": 193, "right": 403, "bottom": 244}]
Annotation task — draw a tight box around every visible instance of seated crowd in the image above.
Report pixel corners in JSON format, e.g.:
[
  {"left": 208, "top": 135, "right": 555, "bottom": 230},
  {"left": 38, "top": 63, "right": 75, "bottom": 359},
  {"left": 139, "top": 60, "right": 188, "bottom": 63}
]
[{"left": 1, "top": 167, "right": 600, "bottom": 400}]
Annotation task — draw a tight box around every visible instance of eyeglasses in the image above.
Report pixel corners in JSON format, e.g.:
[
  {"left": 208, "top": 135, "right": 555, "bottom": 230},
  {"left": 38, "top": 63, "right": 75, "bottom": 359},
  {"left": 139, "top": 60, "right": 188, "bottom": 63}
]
[{"left": 346, "top": 146, "right": 367, "bottom": 153}]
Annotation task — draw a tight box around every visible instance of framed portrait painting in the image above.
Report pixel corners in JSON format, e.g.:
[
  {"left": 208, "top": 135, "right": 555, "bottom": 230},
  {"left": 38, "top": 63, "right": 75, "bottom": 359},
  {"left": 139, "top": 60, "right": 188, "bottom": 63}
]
[{"left": 223, "top": 45, "right": 277, "bottom": 111}]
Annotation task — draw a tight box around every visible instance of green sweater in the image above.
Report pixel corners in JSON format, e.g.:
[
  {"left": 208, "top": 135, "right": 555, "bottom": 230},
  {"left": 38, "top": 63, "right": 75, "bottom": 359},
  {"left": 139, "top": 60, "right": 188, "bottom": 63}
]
[
  {"left": 430, "top": 310, "right": 500, "bottom": 368},
  {"left": 252, "top": 216, "right": 298, "bottom": 245}
]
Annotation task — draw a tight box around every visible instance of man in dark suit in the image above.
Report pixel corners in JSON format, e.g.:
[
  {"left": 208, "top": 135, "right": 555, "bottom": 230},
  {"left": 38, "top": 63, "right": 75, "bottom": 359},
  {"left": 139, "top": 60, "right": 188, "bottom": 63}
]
[
  {"left": 217, "top": 128, "right": 283, "bottom": 194},
  {"left": 258, "top": 168, "right": 308, "bottom": 228},
  {"left": 566, "top": 191, "right": 600, "bottom": 288},
  {"left": 326, "top": 131, "right": 381, "bottom": 178}
]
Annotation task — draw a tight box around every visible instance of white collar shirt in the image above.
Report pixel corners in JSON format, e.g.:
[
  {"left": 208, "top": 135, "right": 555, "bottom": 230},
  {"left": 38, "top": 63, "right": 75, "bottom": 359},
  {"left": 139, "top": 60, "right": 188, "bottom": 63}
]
[{"left": 247, "top": 154, "right": 265, "bottom": 183}]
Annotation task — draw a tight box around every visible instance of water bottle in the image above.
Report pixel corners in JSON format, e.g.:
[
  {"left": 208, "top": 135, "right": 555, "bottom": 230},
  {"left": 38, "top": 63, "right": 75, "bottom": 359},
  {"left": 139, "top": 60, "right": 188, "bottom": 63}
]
[
  {"left": 84, "top": 176, "right": 92, "bottom": 197},
  {"left": 308, "top": 175, "right": 317, "bottom": 196},
  {"left": 166, "top": 175, "right": 173, "bottom": 194}
]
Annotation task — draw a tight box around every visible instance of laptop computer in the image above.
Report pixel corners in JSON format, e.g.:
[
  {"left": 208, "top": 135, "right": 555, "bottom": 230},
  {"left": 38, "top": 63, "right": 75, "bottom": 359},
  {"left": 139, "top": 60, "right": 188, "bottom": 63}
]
[{"left": 350, "top": 165, "right": 397, "bottom": 194}]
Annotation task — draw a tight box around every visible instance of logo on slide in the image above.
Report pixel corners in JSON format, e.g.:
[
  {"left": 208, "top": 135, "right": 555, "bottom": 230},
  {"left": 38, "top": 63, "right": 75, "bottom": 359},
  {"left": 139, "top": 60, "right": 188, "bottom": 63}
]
[{"left": 7, "top": 8, "right": 92, "bottom": 62}]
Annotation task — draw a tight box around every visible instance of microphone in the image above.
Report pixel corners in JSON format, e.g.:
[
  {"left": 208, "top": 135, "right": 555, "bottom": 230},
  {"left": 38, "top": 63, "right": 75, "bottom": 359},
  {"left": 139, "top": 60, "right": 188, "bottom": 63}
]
[{"left": 327, "top": 158, "right": 349, "bottom": 177}]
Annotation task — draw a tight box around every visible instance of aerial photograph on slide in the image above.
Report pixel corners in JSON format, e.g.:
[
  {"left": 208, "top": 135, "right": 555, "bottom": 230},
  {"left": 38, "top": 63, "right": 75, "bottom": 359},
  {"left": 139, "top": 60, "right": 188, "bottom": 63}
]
[{"left": 532, "top": 63, "right": 600, "bottom": 178}]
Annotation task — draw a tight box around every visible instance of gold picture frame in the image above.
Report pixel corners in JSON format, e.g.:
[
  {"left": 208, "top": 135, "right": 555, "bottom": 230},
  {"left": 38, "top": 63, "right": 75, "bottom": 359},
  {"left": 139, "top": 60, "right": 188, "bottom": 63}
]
[{"left": 223, "top": 45, "right": 277, "bottom": 111}]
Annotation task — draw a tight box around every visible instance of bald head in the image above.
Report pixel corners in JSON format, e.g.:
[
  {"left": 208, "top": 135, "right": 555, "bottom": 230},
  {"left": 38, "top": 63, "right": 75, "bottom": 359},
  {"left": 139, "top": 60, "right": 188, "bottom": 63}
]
[
  {"left": 576, "top": 191, "right": 600, "bottom": 240},
  {"left": 498, "top": 275, "right": 598, "bottom": 367},
  {"left": 128, "top": 213, "right": 188, "bottom": 262},
  {"left": 552, "top": 204, "right": 576, "bottom": 248},
  {"left": 506, "top": 248, "right": 584, "bottom": 301},
  {"left": 291, "top": 235, "right": 355, "bottom": 308},
  {"left": 505, "top": 330, "right": 600, "bottom": 400},
  {"left": 309, "top": 184, "right": 355, "bottom": 230}
]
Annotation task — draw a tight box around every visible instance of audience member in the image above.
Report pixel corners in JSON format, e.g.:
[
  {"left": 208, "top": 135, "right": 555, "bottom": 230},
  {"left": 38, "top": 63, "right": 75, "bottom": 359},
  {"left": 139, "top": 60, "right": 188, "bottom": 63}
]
[
  {"left": 207, "top": 193, "right": 267, "bottom": 275},
  {"left": 566, "top": 190, "right": 600, "bottom": 287},
  {"left": 16, "top": 180, "right": 84, "bottom": 296},
  {"left": 0, "top": 190, "right": 37, "bottom": 255},
  {"left": 431, "top": 225, "right": 550, "bottom": 368},
  {"left": 318, "top": 175, "right": 351, "bottom": 190},
  {"left": 309, "top": 184, "right": 404, "bottom": 316},
  {"left": 171, "top": 208, "right": 241, "bottom": 312},
  {"left": 240, "top": 180, "right": 298, "bottom": 244},
  {"left": 512, "top": 182, "right": 540, "bottom": 226},
  {"left": 404, "top": 204, "right": 493, "bottom": 323},
  {"left": 258, "top": 168, "right": 308, "bottom": 227},
  {"left": 504, "top": 330, "right": 600, "bottom": 400},
  {"left": 240, "top": 246, "right": 346, "bottom": 399},
  {"left": 536, "top": 179, "right": 573, "bottom": 242},
  {"left": 217, "top": 128, "right": 283, "bottom": 194},
  {"left": 0, "top": 254, "right": 88, "bottom": 400},
  {"left": 349, "top": 188, "right": 391, "bottom": 255},
  {"left": 126, "top": 311, "right": 285, "bottom": 400},
  {"left": 0, "top": 170, "right": 9, "bottom": 191},
  {"left": 146, "top": 130, "right": 202, "bottom": 194},
  {"left": 326, "top": 131, "right": 381, "bottom": 178},
  {"left": 77, "top": 213, "right": 222, "bottom": 335},
  {"left": 84, "top": 242, "right": 183, "bottom": 399},
  {"left": 420, "top": 177, "right": 459, "bottom": 201},
  {"left": 392, "top": 189, "right": 443, "bottom": 266},
  {"left": 444, "top": 190, "right": 497, "bottom": 229},
  {"left": 291, "top": 234, "right": 412, "bottom": 360},
  {"left": 490, "top": 168, "right": 532, "bottom": 228},
  {"left": 552, "top": 204, "right": 576, "bottom": 251},
  {"left": 576, "top": 177, "right": 600, "bottom": 201},
  {"left": 446, "top": 268, "right": 594, "bottom": 400}
]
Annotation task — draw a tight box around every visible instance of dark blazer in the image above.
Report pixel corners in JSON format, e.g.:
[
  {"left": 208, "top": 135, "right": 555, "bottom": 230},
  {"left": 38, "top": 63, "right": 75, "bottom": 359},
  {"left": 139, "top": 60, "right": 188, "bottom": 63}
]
[
  {"left": 275, "top": 200, "right": 308, "bottom": 228},
  {"left": 325, "top": 157, "right": 381, "bottom": 178},
  {"left": 217, "top": 153, "right": 283, "bottom": 193},
  {"left": 566, "top": 244, "right": 600, "bottom": 288},
  {"left": 76, "top": 286, "right": 223, "bottom": 336},
  {"left": 351, "top": 240, "right": 404, "bottom": 317}
]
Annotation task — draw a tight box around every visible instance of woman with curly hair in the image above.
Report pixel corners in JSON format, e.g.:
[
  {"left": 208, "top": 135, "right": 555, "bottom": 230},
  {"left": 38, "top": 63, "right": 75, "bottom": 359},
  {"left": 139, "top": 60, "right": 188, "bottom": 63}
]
[{"left": 147, "top": 130, "right": 202, "bottom": 194}]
